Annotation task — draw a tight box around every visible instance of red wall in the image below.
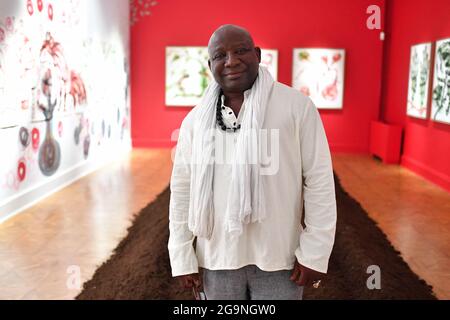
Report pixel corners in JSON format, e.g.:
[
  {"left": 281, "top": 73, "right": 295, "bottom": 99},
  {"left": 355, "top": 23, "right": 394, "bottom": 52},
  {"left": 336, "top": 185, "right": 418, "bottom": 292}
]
[
  {"left": 380, "top": 0, "right": 450, "bottom": 191},
  {"left": 131, "top": 0, "right": 385, "bottom": 152}
]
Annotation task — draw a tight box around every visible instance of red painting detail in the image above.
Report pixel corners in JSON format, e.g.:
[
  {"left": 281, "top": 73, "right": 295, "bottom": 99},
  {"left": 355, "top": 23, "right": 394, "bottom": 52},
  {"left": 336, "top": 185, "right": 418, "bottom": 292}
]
[
  {"left": 70, "top": 71, "right": 87, "bottom": 107},
  {"left": 17, "top": 161, "right": 26, "bottom": 182},
  {"left": 332, "top": 53, "right": 342, "bottom": 63},
  {"left": 27, "top": 0, "right": 34, "bottom": 16},
  {"left": 322, "top": 79, "right": 338, "bottom": 101},
  {"left": 39, "top": 32, "right": 87, "bottom": 112},
  {"left": 5, "top": 17, "right": 13, "bottom": 32},
  {"left": 37, "top": 0, "right": 44, "bottom": 12},
  {"left": 48, "top": 4, "right": 53, "bottom": 21},
  {"left": 31, "top": 128, "right": 40, "bottom": 151}
]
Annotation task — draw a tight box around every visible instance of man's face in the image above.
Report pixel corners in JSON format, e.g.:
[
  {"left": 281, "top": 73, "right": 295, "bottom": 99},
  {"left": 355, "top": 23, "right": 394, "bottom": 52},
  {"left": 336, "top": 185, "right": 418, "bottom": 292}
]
[{"left": 208, "top": 29, "right": 261, "bottom": 93}]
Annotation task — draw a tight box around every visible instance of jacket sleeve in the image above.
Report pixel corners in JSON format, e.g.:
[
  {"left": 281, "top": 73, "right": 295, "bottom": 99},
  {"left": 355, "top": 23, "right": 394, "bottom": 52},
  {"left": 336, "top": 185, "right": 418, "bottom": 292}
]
[
  {"left": 168, "top": 113, "right": 199, "bottom": 277},
  {"left": 295, "top": 97, "right": 337, "bottom": 273}
]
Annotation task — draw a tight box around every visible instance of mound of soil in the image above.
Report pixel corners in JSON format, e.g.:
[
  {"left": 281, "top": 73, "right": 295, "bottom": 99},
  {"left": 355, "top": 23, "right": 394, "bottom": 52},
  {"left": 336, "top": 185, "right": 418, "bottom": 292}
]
[{"left": 77, "top": 174, "right": 436, "bottom": 300}]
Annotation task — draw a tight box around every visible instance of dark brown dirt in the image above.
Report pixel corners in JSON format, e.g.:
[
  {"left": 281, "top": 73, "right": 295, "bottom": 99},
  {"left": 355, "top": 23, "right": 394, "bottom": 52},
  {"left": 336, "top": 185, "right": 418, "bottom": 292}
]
[{"left": 76, "top": 174, "right": 436, "bottom": 300}]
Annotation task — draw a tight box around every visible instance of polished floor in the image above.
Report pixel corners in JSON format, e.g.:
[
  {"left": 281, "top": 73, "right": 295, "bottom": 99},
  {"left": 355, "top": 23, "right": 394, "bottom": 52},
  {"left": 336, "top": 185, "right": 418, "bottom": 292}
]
[
  {"left": 332, "top": 154, "right": 450, "bottom": 299},
  {"left": 0, "top": 149, "right": 173, "bottom": 299},
  {"left": 0, "top": 149, "right": 448, "bottom": 299}
]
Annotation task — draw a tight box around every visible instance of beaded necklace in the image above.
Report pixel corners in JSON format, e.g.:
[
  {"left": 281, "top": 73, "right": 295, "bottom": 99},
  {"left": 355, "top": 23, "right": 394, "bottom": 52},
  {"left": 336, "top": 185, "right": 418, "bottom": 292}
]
[{"left": 216, "top": 91, "right": 242, "bottom": 132}]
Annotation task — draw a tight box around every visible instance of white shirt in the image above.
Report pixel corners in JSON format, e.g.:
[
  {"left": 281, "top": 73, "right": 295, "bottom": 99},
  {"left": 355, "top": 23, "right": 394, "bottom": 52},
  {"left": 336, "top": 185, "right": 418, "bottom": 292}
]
[
  {"left": 168, "top": 81, "right": 337, "bottom": 277},
  {"left": 219, "top": 94, "right": 244, "bottom": 130}
]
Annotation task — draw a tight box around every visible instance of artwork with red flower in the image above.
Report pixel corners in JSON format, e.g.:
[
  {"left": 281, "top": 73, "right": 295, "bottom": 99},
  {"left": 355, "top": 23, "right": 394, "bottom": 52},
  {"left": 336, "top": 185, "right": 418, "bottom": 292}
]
[{"left": 292, "top": 48, "right": 345, "bottom": 109}]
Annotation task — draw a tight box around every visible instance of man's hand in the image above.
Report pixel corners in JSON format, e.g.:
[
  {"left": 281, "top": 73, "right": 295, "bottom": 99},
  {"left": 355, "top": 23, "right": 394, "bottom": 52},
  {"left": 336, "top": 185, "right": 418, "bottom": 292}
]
[
  {"left": 176, "top": 273, "right": 202, "bottom": 290},
  {"left": 290, "top": 261, "right": 324, "bottom": 287}
]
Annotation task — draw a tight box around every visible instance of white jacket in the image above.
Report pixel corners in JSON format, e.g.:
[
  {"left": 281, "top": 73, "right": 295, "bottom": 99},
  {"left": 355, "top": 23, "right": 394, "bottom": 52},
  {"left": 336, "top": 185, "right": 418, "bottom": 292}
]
[{"left": 168, "top": 81, "right": 337, "bottom": 277}]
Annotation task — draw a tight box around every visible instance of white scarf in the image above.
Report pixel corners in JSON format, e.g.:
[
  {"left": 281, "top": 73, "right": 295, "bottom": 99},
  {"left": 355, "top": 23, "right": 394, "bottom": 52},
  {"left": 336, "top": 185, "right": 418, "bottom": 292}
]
[{"left": 188, "top": 66, "right": 274, "bottom": 239}]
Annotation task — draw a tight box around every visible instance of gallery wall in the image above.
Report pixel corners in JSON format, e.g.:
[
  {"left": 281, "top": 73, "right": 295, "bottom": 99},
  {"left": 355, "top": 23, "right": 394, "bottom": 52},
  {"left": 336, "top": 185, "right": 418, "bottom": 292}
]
[
  {"left": 381, "top": 0, "right": 450, "bottom": 191},
  {"left": 131, "top": 0, "right": 386, "bottom": 152},
  {"left": 0, "top": 0, "right": 131, "bottom": 220}
]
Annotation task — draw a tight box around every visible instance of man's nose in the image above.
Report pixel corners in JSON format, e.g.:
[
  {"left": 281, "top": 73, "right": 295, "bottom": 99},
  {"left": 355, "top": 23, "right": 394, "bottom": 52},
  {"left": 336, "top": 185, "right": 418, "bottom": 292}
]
[{"left": 224, "top": 52, "right": 240, "bottom": 68}]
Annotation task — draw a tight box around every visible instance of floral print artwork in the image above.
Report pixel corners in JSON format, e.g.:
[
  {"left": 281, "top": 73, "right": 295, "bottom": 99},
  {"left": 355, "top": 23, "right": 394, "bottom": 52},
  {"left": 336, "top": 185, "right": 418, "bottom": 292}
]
[
  {"left": 407, "top": 43, "right": 431, "bottom": 119},
  {"left": 431, "top": 38, "right": 450, "bottom": 124},
  {"left": 292, "top": 48, "right": 345, "bottom": 109},
  {"left": 165, "top": 47, "right": 211, "bottom": 107}
]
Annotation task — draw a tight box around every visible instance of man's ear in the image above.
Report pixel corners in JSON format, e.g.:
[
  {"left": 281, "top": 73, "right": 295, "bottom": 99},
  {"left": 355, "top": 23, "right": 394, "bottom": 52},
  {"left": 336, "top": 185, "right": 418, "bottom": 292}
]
[
  {"left": 255, "top": 47, "right": 261, "bottom": 63},
  {"left": 208, "top": 59, "right": 212, "bottom": 72}
]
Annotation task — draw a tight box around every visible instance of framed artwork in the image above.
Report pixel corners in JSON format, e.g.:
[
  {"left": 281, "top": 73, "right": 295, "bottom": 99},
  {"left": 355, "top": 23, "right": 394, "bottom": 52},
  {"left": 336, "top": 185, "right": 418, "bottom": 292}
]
[
  {"left": 165, "top": 46, "right": 212, "bottom": 107},
  {"left": 431, "top": 38, "right": 450, "bottom": 124},
  {"left": 165, "top": 46, "right": 279, "bottom": 107},
  {"left": 407, "top": 43, "right": 432, "bottom": 119},
  {"left": 292, "top": 48, "right": 345, "bottom": 109},
  {"left": 260, "top": 49, "right": 278, "bottom": 80}
]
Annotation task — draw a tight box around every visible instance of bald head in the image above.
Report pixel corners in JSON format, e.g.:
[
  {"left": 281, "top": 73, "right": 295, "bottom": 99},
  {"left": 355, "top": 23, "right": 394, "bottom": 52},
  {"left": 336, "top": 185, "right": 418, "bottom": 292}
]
[
  {"left": 208, "top": 24, "right": 255, "bottom": 55},
  {"left": 207, "top": 24, "right": 261, "bottom": 94}
]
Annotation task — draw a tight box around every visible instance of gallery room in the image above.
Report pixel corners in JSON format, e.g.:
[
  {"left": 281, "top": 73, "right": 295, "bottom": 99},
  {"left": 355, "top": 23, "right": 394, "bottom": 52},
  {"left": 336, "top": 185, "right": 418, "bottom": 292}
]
[{"left": 0, "top": 0, "right": 448, "bottom": 301}]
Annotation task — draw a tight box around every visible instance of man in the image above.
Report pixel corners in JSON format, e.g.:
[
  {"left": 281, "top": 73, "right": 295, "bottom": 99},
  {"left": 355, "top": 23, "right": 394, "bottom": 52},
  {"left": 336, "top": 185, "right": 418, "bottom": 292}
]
[{"left": 168, "top": 24, "right": 337, "bottom": 300}]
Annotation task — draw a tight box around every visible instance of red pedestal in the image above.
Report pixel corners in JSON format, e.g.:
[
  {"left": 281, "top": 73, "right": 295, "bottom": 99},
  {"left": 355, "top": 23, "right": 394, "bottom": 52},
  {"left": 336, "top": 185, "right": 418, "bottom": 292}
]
[{"left": 369, "top": 121, "right": 403, "bottom": 164}]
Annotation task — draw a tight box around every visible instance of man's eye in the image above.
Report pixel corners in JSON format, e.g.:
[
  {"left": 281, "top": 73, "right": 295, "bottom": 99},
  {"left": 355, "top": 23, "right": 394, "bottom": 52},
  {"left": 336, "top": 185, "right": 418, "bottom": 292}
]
[
  {"left": 213, "top": 53, "right": 225, "bottom": 60},
  {"left": 236, "top": 48, "right": 249, "bottom": 54}
]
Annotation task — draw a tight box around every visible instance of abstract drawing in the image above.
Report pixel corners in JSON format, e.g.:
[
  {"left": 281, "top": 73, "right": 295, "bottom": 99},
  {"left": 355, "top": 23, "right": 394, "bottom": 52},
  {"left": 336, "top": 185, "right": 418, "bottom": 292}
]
[
  {"left": 292, "top": 48, "right": 345, "bottom": 109},
  {"left": 431, "top": 38, "right": 450, "bottom": 124},
  {"left": 165, "top": 46, "right": 211, "bottom": 106},
  {"left": 407, "top": 43, "right": 431, "bottom": 119}
]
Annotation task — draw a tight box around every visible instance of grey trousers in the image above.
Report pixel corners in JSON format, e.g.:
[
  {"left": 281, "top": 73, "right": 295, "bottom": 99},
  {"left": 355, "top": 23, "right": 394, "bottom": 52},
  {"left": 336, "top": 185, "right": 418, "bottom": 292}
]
[{"left": 202, "top": 265, "right": 303, "bottom": 300}]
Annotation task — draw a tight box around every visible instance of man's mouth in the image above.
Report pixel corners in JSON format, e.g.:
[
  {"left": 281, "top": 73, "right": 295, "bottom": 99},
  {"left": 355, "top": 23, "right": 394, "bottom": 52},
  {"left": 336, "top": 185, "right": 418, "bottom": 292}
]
[{"left": 224, "top": 71, "right": 244, "bottom": 79}]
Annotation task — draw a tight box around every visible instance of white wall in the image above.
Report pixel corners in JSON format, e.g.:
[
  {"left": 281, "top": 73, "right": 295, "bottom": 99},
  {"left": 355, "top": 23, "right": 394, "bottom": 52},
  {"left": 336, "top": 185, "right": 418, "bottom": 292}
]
[{"left": 0, "top": 0, "right": 131, "bottom": 222}]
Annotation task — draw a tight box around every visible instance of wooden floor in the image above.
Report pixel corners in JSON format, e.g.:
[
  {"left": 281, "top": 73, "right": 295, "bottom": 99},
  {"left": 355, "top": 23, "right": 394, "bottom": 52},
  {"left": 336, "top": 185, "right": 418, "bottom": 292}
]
[
  {"left": 332, "top": 153, "right": 450, "bottom": 300},
  {"left": 0, "top": 149, "right": 448, "bottom": 299},
  {"left": 0, "top": 149, "right": 173, "bottom": 299}
]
